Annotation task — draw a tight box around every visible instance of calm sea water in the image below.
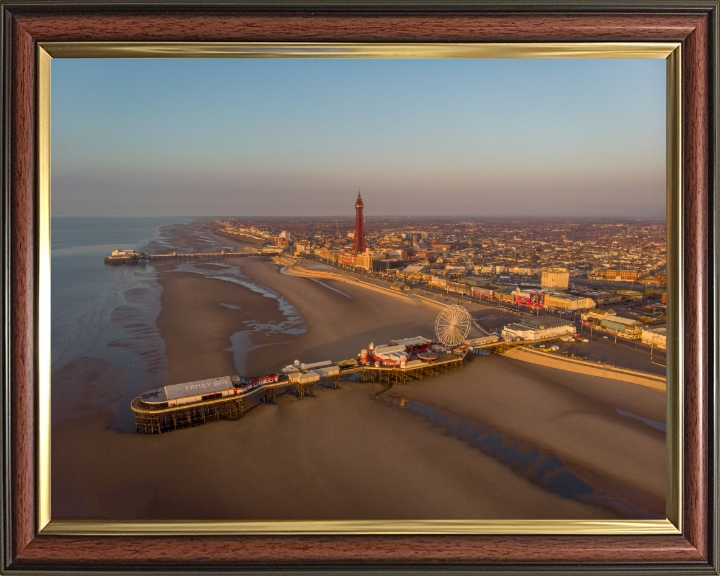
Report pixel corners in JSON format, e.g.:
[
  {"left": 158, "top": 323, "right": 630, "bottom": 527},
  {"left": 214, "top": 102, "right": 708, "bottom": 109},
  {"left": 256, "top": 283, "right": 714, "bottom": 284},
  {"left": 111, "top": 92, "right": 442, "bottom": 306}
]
[
  {"left": 51, "top": 216, "right": 187, "bottom": 426},
  {"left": 51, "top": 216, "right": 306, "bottom": 430}
]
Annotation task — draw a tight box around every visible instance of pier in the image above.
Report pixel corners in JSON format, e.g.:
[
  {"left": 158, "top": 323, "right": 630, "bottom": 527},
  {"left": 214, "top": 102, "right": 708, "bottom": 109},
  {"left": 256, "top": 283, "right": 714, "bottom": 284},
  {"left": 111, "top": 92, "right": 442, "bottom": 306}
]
[
  {"left": 104, "top": 249, "right": 254, "bottom": 265},
  {"left": 344, "top": 352, "right": 467, "bottom": 385},
  {"left": 131, "top": 351, "right": 469, "bottom": 434},
  {"left": 131, "top": 375, "right": 328, "bottom": 434}
]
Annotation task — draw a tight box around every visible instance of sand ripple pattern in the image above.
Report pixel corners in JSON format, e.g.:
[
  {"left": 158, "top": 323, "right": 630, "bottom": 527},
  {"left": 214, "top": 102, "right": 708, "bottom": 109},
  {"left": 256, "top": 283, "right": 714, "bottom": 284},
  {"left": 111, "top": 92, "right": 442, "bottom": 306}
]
[
  {"left": 51, "top": 264, "right": 138, "bottom": 370},
  {"left": 52, "top": 217, "right": 186, "bottom": 428},
  {"left": 108, "top": 287, "right": 167, "bottom": 375}
]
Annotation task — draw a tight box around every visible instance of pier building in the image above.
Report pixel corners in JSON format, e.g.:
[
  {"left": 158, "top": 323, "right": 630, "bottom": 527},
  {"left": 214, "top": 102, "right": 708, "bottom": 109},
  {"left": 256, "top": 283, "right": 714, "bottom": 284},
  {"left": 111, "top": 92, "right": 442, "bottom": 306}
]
[
  {"left": 104, "top": 249, "right": 145, "bottom": 264},
  {"left": 501, "top": 316, "right": 574, "bottom": 342}
]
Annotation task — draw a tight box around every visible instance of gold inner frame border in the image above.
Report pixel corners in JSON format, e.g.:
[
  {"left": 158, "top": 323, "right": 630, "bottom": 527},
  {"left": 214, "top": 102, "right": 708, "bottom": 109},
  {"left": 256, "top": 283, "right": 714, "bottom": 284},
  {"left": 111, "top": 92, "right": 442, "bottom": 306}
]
[{"left": 36, "top": 41, "right": 682, "bottom": 536}]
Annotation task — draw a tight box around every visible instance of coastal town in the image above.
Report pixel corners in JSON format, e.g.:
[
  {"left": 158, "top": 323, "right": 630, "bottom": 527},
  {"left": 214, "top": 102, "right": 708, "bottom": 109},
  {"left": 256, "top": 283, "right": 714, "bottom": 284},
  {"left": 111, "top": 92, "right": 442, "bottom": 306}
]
[
  {"left": 119, "top": 192, "right": 669, "bottom": 438},
  {"left": 89, "top": 195, "right": 670, "bottom": 520},
  {"left": 209, "top": 192, "right": 667, "bottom": 353},
  {"left": 214, "top": 210, "right": 666, "bottom": 290}
]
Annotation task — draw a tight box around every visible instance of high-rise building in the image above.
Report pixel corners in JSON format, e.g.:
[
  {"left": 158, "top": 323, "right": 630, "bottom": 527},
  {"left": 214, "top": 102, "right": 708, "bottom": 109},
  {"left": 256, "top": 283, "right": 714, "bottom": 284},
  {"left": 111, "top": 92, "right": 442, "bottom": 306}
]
[
  {"left": 352, "top": 191, "right": 366, "bottom": 253},
  {"left": 541, "top": 267, "right": 570, "bottom": 291}
]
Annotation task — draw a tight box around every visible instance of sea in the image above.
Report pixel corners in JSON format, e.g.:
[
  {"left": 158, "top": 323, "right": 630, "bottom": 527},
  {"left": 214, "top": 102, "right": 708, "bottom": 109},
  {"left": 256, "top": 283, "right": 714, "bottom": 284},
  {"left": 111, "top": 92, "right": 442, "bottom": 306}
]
[{"left": 51, "top": 216, "right": 188, "bottom": 429}]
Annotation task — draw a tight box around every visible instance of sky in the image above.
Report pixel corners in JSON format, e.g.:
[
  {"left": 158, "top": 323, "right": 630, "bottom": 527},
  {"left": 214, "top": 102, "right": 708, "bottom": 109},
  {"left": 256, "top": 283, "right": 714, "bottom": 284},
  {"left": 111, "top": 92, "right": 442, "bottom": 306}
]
[{"left": 51, "top": 58, "right": 666, "bottom": 218}]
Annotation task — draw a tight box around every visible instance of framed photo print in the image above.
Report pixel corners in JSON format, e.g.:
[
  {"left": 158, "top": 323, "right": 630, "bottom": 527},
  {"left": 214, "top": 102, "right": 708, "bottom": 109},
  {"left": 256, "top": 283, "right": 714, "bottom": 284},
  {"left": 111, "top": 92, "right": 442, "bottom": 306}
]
[{"left": 1, "top": 1, "right": 717, "bottom": 574}]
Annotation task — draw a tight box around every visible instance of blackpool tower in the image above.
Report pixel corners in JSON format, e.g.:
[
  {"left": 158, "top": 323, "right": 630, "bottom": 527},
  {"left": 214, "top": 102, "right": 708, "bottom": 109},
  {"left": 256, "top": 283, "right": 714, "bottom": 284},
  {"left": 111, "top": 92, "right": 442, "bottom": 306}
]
[{"left": 352, "top": 191, "right": 366, "bottom": 253}]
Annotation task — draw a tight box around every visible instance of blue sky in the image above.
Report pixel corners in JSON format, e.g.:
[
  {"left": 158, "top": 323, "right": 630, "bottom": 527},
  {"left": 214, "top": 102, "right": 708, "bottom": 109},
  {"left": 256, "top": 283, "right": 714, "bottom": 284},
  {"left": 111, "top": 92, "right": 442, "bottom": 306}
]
[{"left": 52, "top": 58, "right": 666, "bottom": 217}]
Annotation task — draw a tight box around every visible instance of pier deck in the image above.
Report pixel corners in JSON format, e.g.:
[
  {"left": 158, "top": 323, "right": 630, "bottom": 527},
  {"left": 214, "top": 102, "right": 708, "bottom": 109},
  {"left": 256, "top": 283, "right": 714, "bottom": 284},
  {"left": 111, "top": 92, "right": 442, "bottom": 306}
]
[{"left": 104, "top": 251, "right": 255, "bottom": 265}]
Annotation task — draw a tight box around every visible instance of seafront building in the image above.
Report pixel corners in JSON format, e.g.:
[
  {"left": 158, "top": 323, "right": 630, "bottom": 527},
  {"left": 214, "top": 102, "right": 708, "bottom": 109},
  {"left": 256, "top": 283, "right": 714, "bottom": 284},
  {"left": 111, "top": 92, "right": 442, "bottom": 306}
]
[
  {"left": 580, "top": 309, "right": 645, "bottom": 340},
  {"left": 599, "top": 315, "right": 644, "bottom": 339},
  {"left": 501, "top": 316, "right": 575, "bottom": 342},
  {"left": 543, "top": 293, "right": 596, "bottom": 311},
  {"left": 641, "top": 326, "right": 667, "bottom": 349}
]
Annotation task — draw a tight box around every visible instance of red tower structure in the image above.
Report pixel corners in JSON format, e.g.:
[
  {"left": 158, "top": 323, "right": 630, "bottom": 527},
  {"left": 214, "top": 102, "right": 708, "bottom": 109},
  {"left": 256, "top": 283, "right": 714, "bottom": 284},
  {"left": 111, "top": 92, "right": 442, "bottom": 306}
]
[{"left": 352, "top": 191, "right": 366, "bottom": 253}]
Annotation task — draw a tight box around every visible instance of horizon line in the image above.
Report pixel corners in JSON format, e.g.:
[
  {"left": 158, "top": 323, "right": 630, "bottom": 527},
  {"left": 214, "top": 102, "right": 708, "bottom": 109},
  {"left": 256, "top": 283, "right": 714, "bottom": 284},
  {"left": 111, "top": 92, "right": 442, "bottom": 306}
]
[{"left": 51, "top": 215, "right": 668, "bottom": 220}]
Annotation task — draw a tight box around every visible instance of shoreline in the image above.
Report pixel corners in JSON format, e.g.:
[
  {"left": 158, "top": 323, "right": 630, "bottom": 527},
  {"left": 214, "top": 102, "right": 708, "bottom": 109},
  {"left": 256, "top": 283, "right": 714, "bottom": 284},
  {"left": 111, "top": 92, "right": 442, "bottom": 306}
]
[{"left": 277, "top": 256, "right": 420, "bottom": 303}]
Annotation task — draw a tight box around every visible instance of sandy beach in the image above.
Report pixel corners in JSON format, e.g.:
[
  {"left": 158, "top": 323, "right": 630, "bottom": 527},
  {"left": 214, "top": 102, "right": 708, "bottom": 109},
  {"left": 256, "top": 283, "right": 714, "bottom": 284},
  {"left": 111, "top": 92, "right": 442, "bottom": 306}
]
[
  {"left": 51, "top": 222, "right": 666, "bottom": 521},
  {"left": 155, "top": 270, "right": 287, "bottom": 383},
  {"left": 387, "top": 355, "right": 666, "bottom": 517}
]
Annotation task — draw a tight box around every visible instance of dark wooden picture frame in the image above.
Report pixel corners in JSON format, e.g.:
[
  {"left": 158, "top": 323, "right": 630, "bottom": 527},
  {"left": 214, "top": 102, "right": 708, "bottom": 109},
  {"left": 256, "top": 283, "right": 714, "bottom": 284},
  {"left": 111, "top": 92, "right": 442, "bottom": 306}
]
[{"left": 1, "top": 1, "right": 718, "bottom": 573}]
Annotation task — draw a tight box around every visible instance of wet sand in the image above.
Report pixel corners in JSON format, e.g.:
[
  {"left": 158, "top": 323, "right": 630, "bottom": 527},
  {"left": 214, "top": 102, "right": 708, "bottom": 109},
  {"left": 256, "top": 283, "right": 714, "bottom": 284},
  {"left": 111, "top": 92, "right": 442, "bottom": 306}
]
[
  {"left": 388, "top": 355, "right": 666, "bottom": 517},
  {"left": 52, "top": 224, "right": 666, "bottom": 521},
  {"left": 53, "top": 381, "right": 621, "bottom": 520},
  {"left": 155, "top": 271, "right": 286, "bottom": 383}
]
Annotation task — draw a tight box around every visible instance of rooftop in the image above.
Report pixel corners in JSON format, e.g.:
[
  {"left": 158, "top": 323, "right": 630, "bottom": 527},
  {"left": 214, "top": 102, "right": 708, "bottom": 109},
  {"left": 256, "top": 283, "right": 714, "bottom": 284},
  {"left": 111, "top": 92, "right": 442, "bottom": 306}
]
[
  {"left": 391, "top": 336, "right": 432, "bottom": 347},
  {"left": 523, "top": 316, "right": 573, "bottom": 329},
  {"left": 644, "top": 326, "right": 667, "bottom": 334},
  {"left": 545, "top": 293, "right": 591, "bottom": 301},
  {"left": 603, "top": 315, "right": 642, "bottom": 326},
  {"left": 504, "top": 323, "right": 535, "bottom": 332},
  {"left": 164, "top": 376, "right": 234, "bottom": 400}
]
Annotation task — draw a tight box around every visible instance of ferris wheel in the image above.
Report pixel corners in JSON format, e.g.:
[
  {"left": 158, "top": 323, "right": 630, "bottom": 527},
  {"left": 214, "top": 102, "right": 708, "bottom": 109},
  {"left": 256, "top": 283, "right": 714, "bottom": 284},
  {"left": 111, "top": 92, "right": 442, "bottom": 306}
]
[{"left": 435, "top": 305, "right": 472, "bottom": 347}]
